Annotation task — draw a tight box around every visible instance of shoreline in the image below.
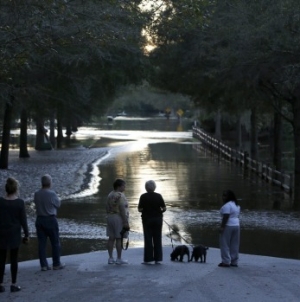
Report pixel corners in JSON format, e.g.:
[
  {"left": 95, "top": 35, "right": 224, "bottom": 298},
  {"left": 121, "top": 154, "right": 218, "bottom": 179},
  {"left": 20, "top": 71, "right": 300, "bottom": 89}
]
[{"left": 0, "top": 147, "right": 109, "bottom": 204}]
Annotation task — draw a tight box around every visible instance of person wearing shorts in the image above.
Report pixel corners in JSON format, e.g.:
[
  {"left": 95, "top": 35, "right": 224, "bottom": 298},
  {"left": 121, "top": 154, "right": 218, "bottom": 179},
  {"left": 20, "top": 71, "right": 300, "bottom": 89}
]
[{"left": 106, "top": 179, "right": 129, "bottom": 265}]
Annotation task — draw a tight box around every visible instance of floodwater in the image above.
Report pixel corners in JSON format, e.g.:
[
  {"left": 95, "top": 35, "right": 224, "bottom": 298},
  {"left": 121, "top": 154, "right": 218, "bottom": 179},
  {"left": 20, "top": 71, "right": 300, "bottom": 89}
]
[{"left": 20, "top": 117, "right": 300, "bottom": 262}]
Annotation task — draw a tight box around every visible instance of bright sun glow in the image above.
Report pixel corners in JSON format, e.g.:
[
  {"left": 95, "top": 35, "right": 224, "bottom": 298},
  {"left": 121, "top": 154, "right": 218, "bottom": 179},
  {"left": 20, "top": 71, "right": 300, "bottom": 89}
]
[{"left": 139, "top": 0, "right": 166, "bottom": 54}]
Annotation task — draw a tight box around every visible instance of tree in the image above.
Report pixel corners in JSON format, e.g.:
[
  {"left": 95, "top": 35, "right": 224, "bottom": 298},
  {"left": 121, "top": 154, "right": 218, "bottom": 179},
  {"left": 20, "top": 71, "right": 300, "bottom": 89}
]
[
  {"left": 147, "top": 0, "right": 300, "bottom": 208},
  {"left": 204, "top": 0, "right": 300, "bottom": 209},
  {"left": 0, "top": 0, "right": 149, "bottom": 162},
  {"left": 0, "top": 96, "right": 14, "bottom": 169}
]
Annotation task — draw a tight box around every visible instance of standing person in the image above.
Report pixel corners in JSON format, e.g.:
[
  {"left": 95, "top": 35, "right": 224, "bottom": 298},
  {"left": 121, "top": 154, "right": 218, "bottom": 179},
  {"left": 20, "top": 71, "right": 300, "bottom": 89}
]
[
  {"left": 106, "top": 178, "right": 130, "bottom": 265},
  {"left": 218, "top": 189, "right": 240, "bottom": 267},
  {"left": 34, "top": 174, "right": 65, "bottom": 271},
  {"left": 0, "top": 177, "right": 29, "bottom": 293},
  {"left": 138, "top": 180, "right": 166, "bottom": 265}
]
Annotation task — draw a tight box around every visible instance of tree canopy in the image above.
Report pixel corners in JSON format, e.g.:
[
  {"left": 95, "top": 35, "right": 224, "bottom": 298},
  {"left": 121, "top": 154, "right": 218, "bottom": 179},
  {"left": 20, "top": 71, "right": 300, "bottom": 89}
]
[{"left": 146, "top": 0, "right": 300, "bottom": 209}]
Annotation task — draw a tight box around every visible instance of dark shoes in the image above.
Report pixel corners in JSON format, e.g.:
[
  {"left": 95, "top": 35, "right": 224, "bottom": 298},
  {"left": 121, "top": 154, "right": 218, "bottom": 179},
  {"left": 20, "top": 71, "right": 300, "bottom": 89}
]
[
  {"left": 218, "top": 262, "right": 230, "bottom": 267},
  {"left": 218, "top": 262, "right": 238, "bottom": 267},
  {"left": 1, "top": 284, "right": 22, "bottom": 293},
  {"left": 41, "top": 266, "right": 51, "bottom": 271},
  {"left": 53, "top": 263, "right": 65, "bottom": 270},
  {"left": 10, "top": 285, "right": 21, "bottom": 292}
]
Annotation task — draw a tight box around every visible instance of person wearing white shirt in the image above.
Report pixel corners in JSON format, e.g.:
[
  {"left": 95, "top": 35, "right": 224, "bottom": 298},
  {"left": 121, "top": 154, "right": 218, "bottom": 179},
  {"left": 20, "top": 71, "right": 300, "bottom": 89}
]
[{"left": 218, "top": 190, "right": 240, "bottom": 267}]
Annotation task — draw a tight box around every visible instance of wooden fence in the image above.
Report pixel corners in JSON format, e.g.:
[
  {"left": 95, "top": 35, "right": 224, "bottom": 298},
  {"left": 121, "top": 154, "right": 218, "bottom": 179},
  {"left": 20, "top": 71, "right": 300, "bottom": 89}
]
[{"left": 192, "top": 127, "right": 293, "bottom": 194}]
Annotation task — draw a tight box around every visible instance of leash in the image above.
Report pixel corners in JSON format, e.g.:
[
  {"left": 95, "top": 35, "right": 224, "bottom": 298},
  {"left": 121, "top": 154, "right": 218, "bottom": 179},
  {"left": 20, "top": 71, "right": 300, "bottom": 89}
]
[
  {"left": 121, "top": 235, "right": 129, "bottom": 250},
  {"left": 166, "top": 221, "right": 175, "bottom": 250},
  {"left": 163, "top": 219, "right": 194, "bottom": 250},
  {"left": 120, "top": 228, "right": 130, "bottom": 250}
]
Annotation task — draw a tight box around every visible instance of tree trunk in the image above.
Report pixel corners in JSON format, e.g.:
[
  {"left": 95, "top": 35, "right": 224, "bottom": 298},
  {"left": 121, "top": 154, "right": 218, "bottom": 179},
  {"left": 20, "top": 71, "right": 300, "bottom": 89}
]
[
  {"left": 215, "top": 109, "right": 222, "bottom": 140},
  {"left": 250, "top": 108, "right": 258, "bottom": 160},
  {"left": 35, "top": 118, "right": 45, "bottom": 150},
  {"left": 273, "top": 110, "right": 282, "bottom": 170},
  {"left": 293, "top": 100, "right": 300, "bottom": 210},
  {"left": 65, "top": 124, "right": 72, "bottom": 137},
  {"left": 0, "top": 97, "right": 14, "bottom": 169},
  {"left": 49, "top": 114, "right": 56, "bottom": 148},
  {"left": 19, "top": 108, "right": 30, "bottom": 158},
  {"left": 236, "top": 115, "right": 242, "bottom": 149},
  {"left": 56, "top": 113, "right": 63, "bottom": 149},
  {"left": 35, "top": 118, "right": 51, "bottom": 150}
]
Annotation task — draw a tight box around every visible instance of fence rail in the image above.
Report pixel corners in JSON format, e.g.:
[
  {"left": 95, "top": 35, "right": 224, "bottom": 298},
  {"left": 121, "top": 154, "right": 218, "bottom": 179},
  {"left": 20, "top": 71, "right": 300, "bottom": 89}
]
[{"left": 192, "top": 127, "right": 293, "bottom": 193}]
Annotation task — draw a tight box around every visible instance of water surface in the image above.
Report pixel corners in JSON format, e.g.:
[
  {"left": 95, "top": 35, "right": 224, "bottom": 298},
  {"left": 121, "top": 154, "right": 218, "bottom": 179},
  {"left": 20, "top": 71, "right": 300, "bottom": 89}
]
[{"left": 20, "top": 117, "right": 300, "bottom": 261}]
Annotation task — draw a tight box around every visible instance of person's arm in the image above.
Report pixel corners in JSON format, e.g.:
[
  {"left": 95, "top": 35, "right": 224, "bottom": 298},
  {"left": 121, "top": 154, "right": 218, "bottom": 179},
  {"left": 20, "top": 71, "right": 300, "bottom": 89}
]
[
  {"left": 119, "top": 200, "right": 129, "bottom": 229},
  {"left": 160, "top": 195, "right": 166, "bottom": 212},
  {"left": 138, "top": 196, "right": 143, "bottom": 212},
  {"left": 52, "top": 192, "right": 61, "bottom": 209},
  {"left": 20, "top": 200, "right": 29, "bottom": 239},
  {"left": 219, "top": 214, "right": 230, "bottom": 233}
]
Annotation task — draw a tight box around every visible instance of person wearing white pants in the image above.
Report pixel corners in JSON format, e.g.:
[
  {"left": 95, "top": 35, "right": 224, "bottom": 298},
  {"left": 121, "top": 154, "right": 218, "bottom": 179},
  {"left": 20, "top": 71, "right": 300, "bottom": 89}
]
[{"left": 218, "top": 190, "right": 240, "bottom": 267}]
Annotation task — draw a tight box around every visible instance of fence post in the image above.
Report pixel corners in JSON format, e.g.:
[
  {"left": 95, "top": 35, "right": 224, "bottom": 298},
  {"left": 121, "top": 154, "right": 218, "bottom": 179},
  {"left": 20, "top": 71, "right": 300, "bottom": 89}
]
[
  {"left": 280, "top": 170, "right": 285, "bottom": 189},
  {"left": 289, "top": 173, "right": 294, "bottom": 194},
  {"left": 243, "top": 151, "right": 249, "bottom": 169},
  {"left": 192, "top": 126, "right": 292, "bottom": 195},
  {"left": 265, "top": 165, "right": 269, "bottom": 181},
  {"left": 217, "top": 140, "right": 221, "bottom": 158}
]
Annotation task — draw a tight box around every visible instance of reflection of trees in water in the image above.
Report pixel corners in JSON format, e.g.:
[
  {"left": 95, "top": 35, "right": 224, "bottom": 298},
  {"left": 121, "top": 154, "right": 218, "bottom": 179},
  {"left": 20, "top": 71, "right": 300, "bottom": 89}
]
[{"left": 19, "top": 130, "right": 298, "bottom": 260}]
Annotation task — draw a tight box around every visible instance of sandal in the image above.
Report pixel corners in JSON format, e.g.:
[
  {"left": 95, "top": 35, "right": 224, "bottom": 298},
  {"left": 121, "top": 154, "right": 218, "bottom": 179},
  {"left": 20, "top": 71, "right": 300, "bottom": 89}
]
[{"left": 218, "top": 262, "right": 230, "bottom": 267}]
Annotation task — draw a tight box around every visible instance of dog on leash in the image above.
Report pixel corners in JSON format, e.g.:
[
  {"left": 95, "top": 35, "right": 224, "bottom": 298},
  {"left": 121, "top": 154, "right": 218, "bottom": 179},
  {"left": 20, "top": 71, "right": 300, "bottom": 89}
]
[
  {"left": 170, "top": 245, "right": 190, "bottom": 262},
  {"left": 190, "top": 244, "right": 209, "bottom": 263}
]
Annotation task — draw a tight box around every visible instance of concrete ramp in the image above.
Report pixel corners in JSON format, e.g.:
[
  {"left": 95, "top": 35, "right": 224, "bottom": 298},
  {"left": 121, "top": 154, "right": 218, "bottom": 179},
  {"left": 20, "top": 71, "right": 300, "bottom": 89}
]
[{"left": 2, "top": 246, "right": 300, "bottom": 302}]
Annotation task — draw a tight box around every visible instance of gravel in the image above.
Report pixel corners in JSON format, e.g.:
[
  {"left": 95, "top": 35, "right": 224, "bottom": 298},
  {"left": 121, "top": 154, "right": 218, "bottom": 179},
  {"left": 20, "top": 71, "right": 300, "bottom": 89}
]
[{"left": 0, "top": 147, "right": 108, "bottom": 206}]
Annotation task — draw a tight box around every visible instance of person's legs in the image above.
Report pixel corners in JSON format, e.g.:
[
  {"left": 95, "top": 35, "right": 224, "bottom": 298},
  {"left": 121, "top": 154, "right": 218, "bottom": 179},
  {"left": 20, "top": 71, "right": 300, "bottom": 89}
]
[
  {"left": 219, "top": 227, "right": 231, "bottom": 265},
  {"left": 152, "top": 218, "right": 163, "bottom": 262},
  {"left": 230, "top": 226, "right": 240, "bottom": 265},
  {"left": 35, "top": 218, "right": 49, "bottom": 268},
  {"left": 107, "top": 237, "right": 115, "bottom": 258},
  {"left": 10, "top": 248, "right": 19, "bottom": 284},
  {"left": 0, "top": 249, "right": 7, "bottom": 285},
  {"left": 115, "top": 238, "right": 122, "bottom": 259},
  {"left": 143, "top": 220, "right": 154, "bottom": 262},
  {"left": 47, "top": 218, "right": 61, "bottom": 267},
  {"left": 106, "top": 215, "right": 115, "bottom": 260}
]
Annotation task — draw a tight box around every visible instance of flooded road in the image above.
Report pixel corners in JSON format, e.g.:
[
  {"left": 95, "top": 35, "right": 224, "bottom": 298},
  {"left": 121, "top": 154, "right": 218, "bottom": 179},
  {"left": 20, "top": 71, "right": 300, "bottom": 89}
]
[{"left": 21, "top": 117, "right": 300, "bottom": 261}]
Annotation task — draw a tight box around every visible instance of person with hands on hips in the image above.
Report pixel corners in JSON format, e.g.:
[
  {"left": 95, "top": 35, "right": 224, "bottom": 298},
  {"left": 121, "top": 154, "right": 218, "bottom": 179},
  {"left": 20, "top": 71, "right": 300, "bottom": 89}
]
[{"left": 218, "top": 189, "right": 240, "bottom": 268}]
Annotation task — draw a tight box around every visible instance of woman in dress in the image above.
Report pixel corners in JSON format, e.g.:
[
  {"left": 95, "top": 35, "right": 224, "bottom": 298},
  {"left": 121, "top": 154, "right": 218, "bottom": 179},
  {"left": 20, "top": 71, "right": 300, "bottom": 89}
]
[
  {"left": 0, "top": 177, "right": 29, "bottom": 293},
  {"left": 218, "top": 189, "right": 240, "bottom": 267}
]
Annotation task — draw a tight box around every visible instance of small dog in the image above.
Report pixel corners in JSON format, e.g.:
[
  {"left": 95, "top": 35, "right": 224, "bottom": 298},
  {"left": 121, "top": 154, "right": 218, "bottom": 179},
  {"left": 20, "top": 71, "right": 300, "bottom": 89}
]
[
  {"left": 190, "top": 244, "right": 209, "bottom": 263},
  {"left": 170, "top": 245, "right": 190, "bottom": 262}
]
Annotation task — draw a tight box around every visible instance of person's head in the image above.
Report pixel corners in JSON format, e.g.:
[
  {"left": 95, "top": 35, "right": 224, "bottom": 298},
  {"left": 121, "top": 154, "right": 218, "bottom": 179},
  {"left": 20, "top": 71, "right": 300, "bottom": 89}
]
[
  {"left": 113, "top": 178, "right": 126, "bottom": 192},
  {"left": 222, "top": 189, "right": 237, "bottom": 205},
  {"left": 41, "top": 174, "right": 52, "bottom": 188},
  {"left": 145, "top": 180, "right": 156, "bottom": 193},
  {"left": 5, "top": 177, "right": 19, "bottom": 195}
]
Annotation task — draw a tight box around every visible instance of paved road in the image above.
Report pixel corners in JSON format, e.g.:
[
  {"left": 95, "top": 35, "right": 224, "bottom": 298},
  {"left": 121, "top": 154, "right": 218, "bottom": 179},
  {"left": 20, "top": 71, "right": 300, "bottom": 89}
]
[{"left": 2, "top": 246, "right": 300, "bottom": 302}]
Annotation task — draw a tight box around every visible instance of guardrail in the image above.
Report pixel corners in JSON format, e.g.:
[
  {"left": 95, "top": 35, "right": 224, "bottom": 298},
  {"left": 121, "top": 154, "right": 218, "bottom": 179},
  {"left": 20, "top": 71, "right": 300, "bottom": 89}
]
[{"left": 192, "top": 127, "right": 293, "bottom": 193}]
